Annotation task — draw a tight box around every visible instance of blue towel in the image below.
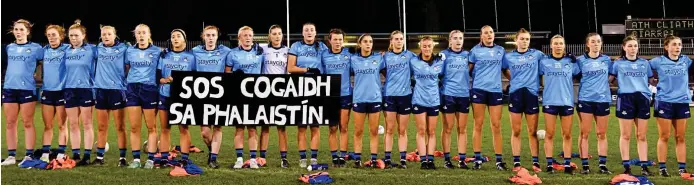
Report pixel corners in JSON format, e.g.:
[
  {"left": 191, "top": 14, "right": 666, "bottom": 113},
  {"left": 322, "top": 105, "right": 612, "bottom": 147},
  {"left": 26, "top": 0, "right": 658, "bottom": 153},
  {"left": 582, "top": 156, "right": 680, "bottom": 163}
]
[{"left": 19, "top": 159, "right": 48, "bottom": 169}]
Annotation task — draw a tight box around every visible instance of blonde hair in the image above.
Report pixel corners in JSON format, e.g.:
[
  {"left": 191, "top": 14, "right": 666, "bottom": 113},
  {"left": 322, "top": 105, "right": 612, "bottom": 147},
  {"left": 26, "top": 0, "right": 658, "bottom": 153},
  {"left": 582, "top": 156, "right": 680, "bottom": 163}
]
[
  {"left": 11, "top": 19, "right": 33, "bottom": 39},
  {"left": 200, "top": 25, "right": 220, "bottom": 40},
  {"left": 448, "top": 30, "right": 464, "bottom": 47},
  {"left": 133, "top": 24, "right": 152, "bottom": 44},
  {"left": 550, "top": 34, "right": 566, "bottom": 55},
  {"left": 69, "top": 19, "right": 87, "bottom": 42},
  {"left": 388, "top": 30, "right": 404, "bottom": 51},
  {"left": 237, "top": 26, "right": 253, "bottom": 45},
  {"left": 100, "top": 25, "right": 117, "bottom": 41},
  {"left": 514, "top": 28, "right": 530, "bottom": 40},
  {"left": 584, "top": 32, "right": 602, "bottom": 52},
  {"left": 45, "top": 24, "right": 65, "bottom": 41}
]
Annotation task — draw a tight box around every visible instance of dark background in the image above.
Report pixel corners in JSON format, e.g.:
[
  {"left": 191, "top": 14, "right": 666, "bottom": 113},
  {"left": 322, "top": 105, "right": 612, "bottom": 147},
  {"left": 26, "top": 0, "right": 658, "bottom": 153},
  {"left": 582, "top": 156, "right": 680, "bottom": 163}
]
[{"left": 1, "top": 0, "right": 693, "bottom": 44}]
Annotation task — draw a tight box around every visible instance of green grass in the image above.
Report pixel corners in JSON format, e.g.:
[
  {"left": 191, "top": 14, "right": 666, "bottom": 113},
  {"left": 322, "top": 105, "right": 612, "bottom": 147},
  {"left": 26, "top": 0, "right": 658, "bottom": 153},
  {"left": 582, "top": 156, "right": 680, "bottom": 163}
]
[{"left": 1, "top": 106, "right": 693, "bottom": 185}]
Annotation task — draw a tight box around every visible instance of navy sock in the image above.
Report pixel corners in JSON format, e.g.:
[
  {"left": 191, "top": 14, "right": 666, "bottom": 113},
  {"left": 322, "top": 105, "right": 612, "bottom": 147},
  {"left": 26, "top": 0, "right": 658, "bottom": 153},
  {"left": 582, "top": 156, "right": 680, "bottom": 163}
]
[
  {"left": 236, "top": 148, "right": 243, "bottom": 158},
  {"left": 58, "top": 145, "right": 67, "bottom": 154},
  {"left": 119, "top": 148, "right": 126, "bottom": 158},
  {"left": 132, "top": 150, "right": 140, "bottom": 159},
  {"left": 385, "top": 152, "right": 392, "bottom": 160},
  {"left": 97, "top": 148, "right": 105, "bottom": 158},
  {"left": 280, "top": 151, "right": 287, "bottom": 159},
  {"left": 26, "top": 149, "right": 34, "bottom": 157},
  {"left": 331, "top": 150, "right": 338, "bottom": 158},
  {"left": 175, "top": 146, "right": 181, "bottom": 151},
  {"left": 581, "top": 158, "right": 589, "bottom": 166},
  {"left": 444, "top": 152, "right": 451, "bottom": 161},
  {"left": 161, "top": 152, "right": 169, "bottom": 161},
  {"left": 250, "top": 150, "right": 257, "bottom": 159},
  {"left": 260, "top": 150, "right": 266, "bottom": 158},
  {"left": 547, "top": 157, "right": 554, "bottom": 167},
  {"left": 83, "top": 149, "right": 91, "bottom": 158},
  {"left": 659, "top": 162, "right": 667, "bottom": 169},
  {"left": 679, "top": 162, "right": 686, "bottom": 170},
  {"left": 354, "top": 153, "right": 361, "bottom": 161},
  {"left": 496, "top": 154, "right": 503, "bottom": 163},
  {"left": 42, "top": 145, "right": 51, "bottom": 153},
  {"left": 182, "top": 153, "right": 189, "bottom": 160},
  {"left": 599, "top": 155, "right": 607, "bottom": 165},
  {"left": 72, "top": 149, "right": 81, "bottom": 156},
  {"left": 371, "top": 153, "right": 377, "bottom": 160},
  {"left": 311, "top": 149, "right": 318, "bottom": 159},
  {"left": 400, "top": 151, "right": 407, "bottom": 160},
  {"left": 8, "top": 149, "right": 16, "bottom": 157},
  {"left": 564, "top": 158, "right": 571, "bottom": 166},
  {"left": 420, "top": 155, "right": 427, "bottom": 162},
  {"left": 475, "top": 152, "right": 482, "bottom": 160},
  {"left": 640, "top": 161, "right": 649, "bottom": 167},
  {"left": 623, "top": 160, "right": 631, "bottom": 169},
  {"left": 513, "top": 156, "right": 521, "bottom": 163},
  {"left": 211, "top": 153, "right": 218, "bottom": 161},
  {"left": 428, "top": 155, "right": 434, "bottom": 161},
  {"left": 532, "top": 156, "right": 539, "bottom": 164},
  {"left": 459, "top": 153, "right": 467, "bottom": 161},
  {"left": 299, "top": 150, "right": 306, "bottom": 159},
  {"left": 147, "top": 152, "right": 154, "bottom": 160}
]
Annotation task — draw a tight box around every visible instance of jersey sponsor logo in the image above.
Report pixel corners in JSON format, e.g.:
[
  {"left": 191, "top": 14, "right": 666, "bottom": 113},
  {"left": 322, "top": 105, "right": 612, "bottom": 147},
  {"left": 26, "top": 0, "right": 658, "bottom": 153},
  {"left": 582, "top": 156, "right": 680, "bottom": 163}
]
[
  {"left": 198, "top": 59, "right": 221, "bottom": 65},
  {"left": 266, "top": 60, "right": 287, "bottom": 67},
  {"left": 546, "top": 71, "right": 570, "bottom": 77},
  {"left": 414, "top": 74, "right": 438, "bottom": 79},
  {"left": 511, "top": 62, "right": 535, "bottom": 71},
  {"left": 65, "top": 54, "right": 85, "bottom": 61},
  {"left": 584, "top": 69, "right": 607, "bottom": 76},
  {"left": 387, "top": 62, "right": 407, "bottom": 69},
  {"left": 355, "top": 68, "right": 377, "bottom": 74},
  {"left": 326, "top": 63, "right": 348, "bottom": 69},
  {"left": 298, "top": 51, "right": 318, "bottom": 57},
  {"left": 663, "top": 68, "right": 687, "bottom": 76},
  {"left": 164, "top": 63, "right": 190, "bottom": 70},
  {"left": 98, "top": 54, "right": 121, "bottom": 61},
  {"left": 239, "top": 63, "right": 259, "bottom": 69},
  {"left": 623, "top": 71, "right": 647, "bottom": 77},
  {"left": 8, "top": 55, "right": 31, "bottom": 61},
  {"left": 129, "top": 60, "right": 153, "bottom": 66},
  {"left": 478, "top": 60, "right": 501, "bottom": 66},
  {"left": 447, "top": 64, "right": 467, "bottom": 70}
]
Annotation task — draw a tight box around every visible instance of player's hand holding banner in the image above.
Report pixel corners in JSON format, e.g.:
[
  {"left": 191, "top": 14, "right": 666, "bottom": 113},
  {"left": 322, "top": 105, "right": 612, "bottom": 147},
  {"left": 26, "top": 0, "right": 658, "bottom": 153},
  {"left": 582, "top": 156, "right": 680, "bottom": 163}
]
[{"left": 167, "top": 71, "right": 341, "bottom": 127}]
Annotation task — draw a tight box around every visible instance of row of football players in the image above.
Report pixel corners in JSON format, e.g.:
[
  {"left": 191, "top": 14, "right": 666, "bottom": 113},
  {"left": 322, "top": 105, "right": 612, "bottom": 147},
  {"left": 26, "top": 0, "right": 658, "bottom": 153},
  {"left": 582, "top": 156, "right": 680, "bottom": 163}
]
[{"left": 1, "top": 19, "right": 691, "bottom": 177}]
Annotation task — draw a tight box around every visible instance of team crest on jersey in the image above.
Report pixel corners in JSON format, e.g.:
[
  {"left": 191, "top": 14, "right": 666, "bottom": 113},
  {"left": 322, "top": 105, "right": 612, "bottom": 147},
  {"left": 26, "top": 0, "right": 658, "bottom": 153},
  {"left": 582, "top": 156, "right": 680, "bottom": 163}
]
[
  {"left": 25, "top": 48, "right": 31, "bottom": 53},
  {"left": 215, "top": 51, "right": 221, "bottom": 56},
  {"left": 401, "top": 55, "right": 407, "bottom": 59},
  {"left": 148, "top": 53, "right": 154, "bottom": 58},
  {"left": 640, "top": 64, "right": 645, "bottom": 68},
  {"left": 564, "top": 64, "right": 571, "bottom": 68},
  {"left": 372, "top": 60, "right": 377, "bottom": 65},
  {"left": 183, "top": 57, "right": 189, "bottom": 62},
  {"left": 114, "top": 49, "right": 120, "bottom": 53},
  {"left": 528, "top": 55, "right": 534, "bottom": 60},
  {"left": 344, "top": 55, "right": 349, "bottom": 59}
]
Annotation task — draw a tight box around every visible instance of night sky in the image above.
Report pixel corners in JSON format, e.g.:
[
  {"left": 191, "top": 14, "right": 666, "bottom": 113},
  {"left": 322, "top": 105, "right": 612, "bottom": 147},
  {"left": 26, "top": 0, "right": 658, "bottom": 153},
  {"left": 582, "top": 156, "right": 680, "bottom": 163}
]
[{"left": 1, "top": 0, "right": 693, "bottom": 43}]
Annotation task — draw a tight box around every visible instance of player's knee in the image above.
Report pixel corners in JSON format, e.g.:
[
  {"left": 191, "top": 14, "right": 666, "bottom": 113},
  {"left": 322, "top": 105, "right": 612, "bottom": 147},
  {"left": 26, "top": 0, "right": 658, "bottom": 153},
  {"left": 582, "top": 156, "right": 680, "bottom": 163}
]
[
  {"left": 115, "top": 124, "right": 125, "bottom": 133},
  {"left": 511, "top": 130, "right": 521, "bottom": 138},
  {"left": 545, "top": 132, "right": 555, "bottom": 140},
  {"left": 675, "top": 134, "right": 686, "bottom": 143},
  {"left": 97, "top": 124, "right": 108, "bottom": 133},
  {"left": 398, "top": 127, "right": 407, "bottom": 136},
  {"left": 596, "top": 130, "right": 607, "bottom": 140},
  {"left": 44, "top": 122, "right": 54, "bottom": 130},
  {"left": 22, "top": 120, "right": 34, "bottom": 129},
  {"left": 636, "top": 132, "right": 648, "bottom": 142},
  {"left": 427, "top": 128, "right": 436, "bottom": 136},
  {"left": 658, "top": 131, "right": 670, "bottom": 139},
  {"left": 562, "top": 132, "right": 572, "bottom": 140},
  {"left": 621, "top": 132, "right": 632, "bottom": 141},
  {"left": 580, "top": 132, "right": 590, "bottom": 139},
  {"left": 442, "top": 128, "right": 452, "bottom": 136},
  {"left": 329, "top": 126, "right": 338, "bottom": 134}
]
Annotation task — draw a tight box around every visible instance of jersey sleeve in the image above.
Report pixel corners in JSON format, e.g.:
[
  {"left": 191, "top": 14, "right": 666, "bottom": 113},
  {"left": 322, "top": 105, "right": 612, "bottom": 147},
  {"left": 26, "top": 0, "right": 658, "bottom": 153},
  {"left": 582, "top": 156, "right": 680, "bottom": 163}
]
[
  {"left": 468, "top": 49, "right": 477, "bottom": 64},
  {"left": 609, "top": 60, "right": 618, "bottom": 76},
  {"left": 649, "top": 57, "right": 660, "bottom": 70},
  {"left": 379, "top": 56, "right": 386, "bottom": 70},
  {"left": 35, "top": 46, "right": 45, "bottom": 63},
  {"left": 190, "top": 56, "right": 197, "bottom": 71},
  {"left": 157, "top": 55, "right": 164, "bottom": 70},
  {"left": 647, "top": 62, "right": 654, "bottom": 78},
  {"left": 124, "top": 49, "right": 130, "bottom": 65},
  {"left": 572, "top": 62, "right": 580, "bottom": 76},
  {"left": 538, "top": 60, "right": 544, "bottom": 75},
  {"left": 501, "top": 53, "right": 509, "bottom": 70},
  {"left": 226, "top": 51, "right": 236, "bottom": 68},
  {"left": 288, "top": 43, "right": 298, "bottom": 56}
]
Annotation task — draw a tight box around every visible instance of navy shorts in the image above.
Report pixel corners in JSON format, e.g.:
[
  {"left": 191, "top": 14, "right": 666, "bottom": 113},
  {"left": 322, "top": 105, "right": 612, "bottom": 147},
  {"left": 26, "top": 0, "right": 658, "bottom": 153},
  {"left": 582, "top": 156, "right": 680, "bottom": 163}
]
[
  {"left": 63, "top": 88, "right": 94, "bottom": 108},
  {"left": 340, "top": 95, "right": 352, "bottom": 110},
  {"left": 383, "top": 95, "right": 413, "bottom": 114},
  {"left": 508, "top": 88, "right": 539, "bottom": 114},
  {"left": 471, "top": 88, "right": 503, "bottom": 106},
  {"left": 616, "top": 93, "right": 651, "bottom": 120},
  {"left": 440, "top": 95, "right": 470, "bottom": 113},
  {"left": 542, "top": 105, "right": 574, "bottom": 116},
  {"left": 413, "top": 104, "right": 440, "bottom": 116},
  {"left": 654, "top": 100, "right": 691, "bottom": 119},
  {"left": 2, "top": 89, "right": 37, "bottom": 104},
  {"left": 158, "top": 95, "right": 170, "bottom": 110},
  {"left": 126, "top": 83, "right": 158, "bottom": 109},
  {"left": 353, "top": 102, "right": 382, "bottom": 113},
  {"left": 577, "top": 101, "right": 610, "bottom": 116},
  {"left": 40, "top": 90, "right": 65, "bottom": 106},
  {"left": 95, "top": 89, "right": 126, "bottom": 110}
]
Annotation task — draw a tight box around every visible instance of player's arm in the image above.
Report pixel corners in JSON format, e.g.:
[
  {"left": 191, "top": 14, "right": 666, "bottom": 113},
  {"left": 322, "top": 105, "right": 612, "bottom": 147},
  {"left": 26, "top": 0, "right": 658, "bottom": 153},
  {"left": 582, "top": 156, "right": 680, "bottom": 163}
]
[{"left": 502, "top": 69, "right": 511, "bottom": 81}]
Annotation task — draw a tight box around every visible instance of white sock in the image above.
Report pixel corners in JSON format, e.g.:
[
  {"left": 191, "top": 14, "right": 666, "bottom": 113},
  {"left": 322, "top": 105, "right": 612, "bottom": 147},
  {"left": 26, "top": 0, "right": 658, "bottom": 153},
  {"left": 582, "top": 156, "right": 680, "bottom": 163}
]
[
  {"left": 41, "top": 153, "right": 49, "bottom": 158},
  {"left": 57, "top": 154, "right": 65, "bottom": 159},
  {"left": 134, "top": 159, "right": 141, "bottom": 162},
  {"left": 97, "top": 156, "right": 104, "bottom": 160},
  {"left": 237, "top": 157, "right": 243, "bottom": 162}
]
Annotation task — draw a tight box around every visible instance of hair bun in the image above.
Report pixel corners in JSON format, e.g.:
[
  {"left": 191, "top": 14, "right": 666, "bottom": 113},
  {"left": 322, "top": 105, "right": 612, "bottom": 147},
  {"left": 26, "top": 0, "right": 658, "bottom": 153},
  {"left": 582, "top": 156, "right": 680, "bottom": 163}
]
[{"left": 74, "top": 19, "right": 82, "bottom": 25}]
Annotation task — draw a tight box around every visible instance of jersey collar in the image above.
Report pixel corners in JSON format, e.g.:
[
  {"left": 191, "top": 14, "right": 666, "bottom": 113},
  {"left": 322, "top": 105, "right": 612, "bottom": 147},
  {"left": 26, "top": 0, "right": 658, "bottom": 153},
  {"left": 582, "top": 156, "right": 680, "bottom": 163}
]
[
  {"left": 585, "top": 52, "right": 601, "bottom": 60},
  {"left": 479, "top": 43, "right": 496, "bottom": 48},
  {"left": 514, "top": 49, "right": 529, "bottom": 55},
  {"left": 135, "top": 43, "right": 152, "bottom": 51},
  {"left": 664, "top": 55, "right": 682, "bottom": 62},
  {"left": 447, "top": 48, "right": 464, "bottom": 54}
]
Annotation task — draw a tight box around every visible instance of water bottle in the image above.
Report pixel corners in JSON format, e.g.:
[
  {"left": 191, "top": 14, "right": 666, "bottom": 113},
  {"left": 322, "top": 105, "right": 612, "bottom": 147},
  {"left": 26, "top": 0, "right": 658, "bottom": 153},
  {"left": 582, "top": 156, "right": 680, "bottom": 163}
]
[{"left": 307, "top": 164, "right": 329, "bottom": 171}]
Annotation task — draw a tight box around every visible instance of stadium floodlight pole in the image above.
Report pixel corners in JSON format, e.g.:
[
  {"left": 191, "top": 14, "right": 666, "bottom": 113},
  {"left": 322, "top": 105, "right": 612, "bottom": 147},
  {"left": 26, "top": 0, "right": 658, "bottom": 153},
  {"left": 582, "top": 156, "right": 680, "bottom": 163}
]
[
  {"left": 593, "top": 0, "right": 598, "bottom": 32},
  {"left": 286, "top": 0, "right": 290, "bottom": 45},
  {"left": 494, "top": 0, "right": 499, "bottom": 30},
  {"left": 526, "top": 0, "right": 531, "bottom": 31},
  {"left": 398, "top": 0, "right": 402, "bottom": 31},
  {"left": 403, "top": 0, "right": 407, "bottom": 49},
  {"left": 661, "top": 0, "right": 666, "bottom": 18},
  {"left": 560, "top": 0, "right": 565, "bottom": 35},
  {"left": 462, "top": 0, "right": 466, "bottom": 31}
]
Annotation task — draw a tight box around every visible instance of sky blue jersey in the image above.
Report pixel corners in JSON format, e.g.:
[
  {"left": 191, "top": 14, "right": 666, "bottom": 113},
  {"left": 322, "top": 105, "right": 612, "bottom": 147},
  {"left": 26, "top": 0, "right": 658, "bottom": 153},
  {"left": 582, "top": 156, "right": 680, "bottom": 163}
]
[
  {"left": 64, "top": 44, "right": 97, "bottom": 89},
  {"left": 540, "top": 56, "right": 580, "bottom": 106},
  {"left": 351, "top": 52, "right": 385, "bottom": 103},
  {"left": 650, "top": 55, "right": 693, "bottom": 103},
  {"left": 383, "top": 50, "right": 417, "bottom": 96},
  {"left": 158, "top": 50, "right": 196, "bottom": 97},
  {"left": 577, "top": 53, "right": 613, "bottom": 103},
  {"left": 609, "top": 57, "right": 653, "bottom": 98},
  {"left": 125, "top": 44, "right": 161, "bottom": 85},
  {"left": 441, "top": 48, "right": 471, "bottom": 97},
  {"left": 411, "top": 55, "right": 445, "bottom": 107},
  {"left": 227, "top": 45, "right": 264, "bottom": 74},
  {"left": 3, "top": 42, "right": 44, "bottom": 90},
  {"left": 502, "top": 49, "right": 544, "bottom": 96},
  {"left": 41, "top": 44, "right": 69, "bottom": 91},
  {"left": 288, "top": 40, "right": 328, "bottom": 74},
  {"left": 94, "top": 42, "right": 128, "bottom": 90},
  {"left": 469, "top": 44, "right": 505, "bottom": 93},
  {"left": 322, "top": 48, "right": 352, "bottom": 96},
  {"left": 192, "top": 45, "right": 232, "bottom": 73}
]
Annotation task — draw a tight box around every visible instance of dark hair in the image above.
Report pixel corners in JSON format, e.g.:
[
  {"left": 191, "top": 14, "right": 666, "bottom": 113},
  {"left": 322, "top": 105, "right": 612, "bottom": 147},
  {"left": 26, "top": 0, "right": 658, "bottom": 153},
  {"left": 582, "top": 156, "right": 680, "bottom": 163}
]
[
  {"left": 621, "top": 35, "right": 638, "bottom": 57},
  {"left": 328, "top": 28, "right": 344, "bottom": 40},
  {"left": 663, "top": 34, "right": 681, "bottom": 55},
  {"left": 301, "top": 22, "right": 320, "bottom": 52},
  {"left": 355, "top": 33, "right": 372, "bottom": 54}
]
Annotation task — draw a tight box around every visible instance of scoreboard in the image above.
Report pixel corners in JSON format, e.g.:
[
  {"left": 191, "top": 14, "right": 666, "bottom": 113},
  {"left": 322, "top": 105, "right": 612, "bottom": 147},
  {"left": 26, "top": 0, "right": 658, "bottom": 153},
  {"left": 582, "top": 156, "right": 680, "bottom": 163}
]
[{"left": 625, "top": 19, "right": 694, "bottom": 39}]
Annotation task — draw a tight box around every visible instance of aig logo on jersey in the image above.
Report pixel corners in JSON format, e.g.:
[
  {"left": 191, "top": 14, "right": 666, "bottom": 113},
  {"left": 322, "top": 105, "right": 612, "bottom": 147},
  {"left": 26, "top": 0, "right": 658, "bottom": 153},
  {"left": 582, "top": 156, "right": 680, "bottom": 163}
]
[{"left": 372, "top": 60, "right": 377, "bottom": 65}]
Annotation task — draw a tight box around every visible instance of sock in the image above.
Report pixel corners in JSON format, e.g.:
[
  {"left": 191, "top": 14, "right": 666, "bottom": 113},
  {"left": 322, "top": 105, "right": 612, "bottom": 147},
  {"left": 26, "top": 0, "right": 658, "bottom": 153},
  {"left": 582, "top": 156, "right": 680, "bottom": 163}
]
[
  {"left": 475, "top": 152, "right": 482, "bottom": 160},
  {"left": 147, "top": 152, "right": 154, "bottom": 161},
  {"left": 299, "top": 150, "right": 307, "bottom": 159},
  {"left": 132, "top": 150, "right": 140, "bottom": 159},
  {"left": 280, "top": 151, "right": 287, "bottom": 159},
  {"left": 640, "top": 161, "right": 649, "bottom": 167},
  {"left": 623, "top": 160, "right": 631, "bottom": 169},
  {"left": 250, "top": 150, "right": 257, "bottom": 159},
  {"left": 659, "top": 162, "right": 667, "bottom": 169},
  {"left": 679, "top": 162, "right": 686, "bottom": 170},
  {"left": 161, "top": 152, "right": 169, "bottom": 161},
  {"left": 311, "top": 149, "right": 318, "bottom": 159},
  {"left": 385, "top": 152, "right": 392, "bottom": 160},
  {"left": 371, "top": 153, "right": 377, "bottom": 160},
  {"left": 42, "top": 145, "right": 51, "bottom": 153},
  {"left": 444, "top": 152, "right": 451, "bottom": 161},
  {"left": 58, "top": 145, "right": 67, "bottom": 154},
  {"left": 582, "top": 158, "right": 589, "bottom": 166},
  {"left": 547, "top": 157, "right": 554, "bottom": 167},
  {"left": 260, "top": 150, "right": 266, "bottom": 158},
  {"left": 175, "top": 146, "right": 181, "bottom": 151},
  {"left": 354, "top": 153, "right": 361, "bottom": 161},
  {"left": 83, "top": 149, "right": 91, "bottom": 159},
  {"left": 420, "top": 155, "right": 427, "bottom": 162},
  {"left": 459, "top": 153, "right": 467, "bottom": 161},
  {"left": 236, "top": 148, "right": 243, "bottom": 158},
  {"left": 428, "top": 155, "right": 434, "bottom": 161},
  {"left": 97, "top": 148, "right": 106, "bottom": 158},
  {"left": 72, "top": 149, "right": 80, "bottom": 156},
  {"left": 182, "top": 153, "right": 189, "bottom": 160},
  {"left": 25, "top": 149, "right": 34, "bottom": 157},
  {"left": 210, "top": 153, "right": 218, "bottom": 161},
  {"left": 513, "top": 156, "right": 521, "bottom": 163},
  {"left": 496, "top": 154, "right": 503, "bottom": 163},
  {"left": 564, "top": 158, "right": 571, "bottom": 166},
  {"left": 119, "top": 148, "right": 126, "bottom": 158},
  {"left": 154, "top": 154, "right": 161, "bottom": 163},
  {"left": 400, "top": 151, "right": 407, "bottom": 160},
  {"left": 599, "top": 155, "right": 607, "bottom": 165},
  {"left": 532, "top": 156, "right": 539, "bottom": 164},
  {"left": 207, "top": 145, "right": 212, "bottom": 153},
  {"left": 8, "top": 149, "right": 16, "bottom": 157},
  {"left": 331, "top": 150, "right": 338, "bottom": 159}
]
